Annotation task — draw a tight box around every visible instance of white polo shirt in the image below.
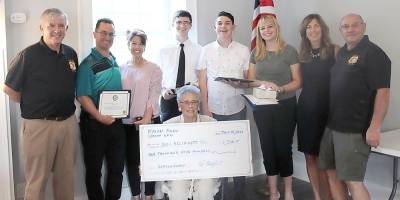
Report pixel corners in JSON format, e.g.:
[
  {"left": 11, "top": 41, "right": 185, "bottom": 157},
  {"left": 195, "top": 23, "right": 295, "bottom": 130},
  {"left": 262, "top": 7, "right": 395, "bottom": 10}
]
[
  {"left": 157, "top": 39, "right": 202, "bottom": 91},
  {"left": 197, "top": 41, "right": 250, "bottom": 115}
]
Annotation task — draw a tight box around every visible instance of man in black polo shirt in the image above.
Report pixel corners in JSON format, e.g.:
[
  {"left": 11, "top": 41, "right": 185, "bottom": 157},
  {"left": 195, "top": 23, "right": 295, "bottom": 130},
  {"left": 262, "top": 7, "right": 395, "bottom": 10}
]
[
  {"left": 318, "top": 13, "right": 391, "bottom": 200},
  {"left": 3, "top": 8, "right": 78, "bottom": 200}
]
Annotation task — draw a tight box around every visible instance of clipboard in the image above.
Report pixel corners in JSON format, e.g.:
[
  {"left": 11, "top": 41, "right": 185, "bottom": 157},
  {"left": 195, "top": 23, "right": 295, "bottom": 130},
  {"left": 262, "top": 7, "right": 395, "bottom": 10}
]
[{"left": 215, "top": 77, "right": 254, "bottom": 83}]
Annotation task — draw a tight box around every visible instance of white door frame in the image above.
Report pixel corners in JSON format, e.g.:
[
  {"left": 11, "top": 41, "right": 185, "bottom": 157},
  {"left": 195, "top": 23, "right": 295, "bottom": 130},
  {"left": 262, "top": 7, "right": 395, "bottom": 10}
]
[{"left": 0, "top": 0, "right": 15, "bottom": 199}]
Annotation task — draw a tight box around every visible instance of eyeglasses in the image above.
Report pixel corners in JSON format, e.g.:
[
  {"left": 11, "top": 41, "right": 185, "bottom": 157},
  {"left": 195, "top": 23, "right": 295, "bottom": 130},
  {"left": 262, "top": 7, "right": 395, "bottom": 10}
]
[
  {"left": 175, "top": 20, "right": 191, "bottom": 26},
  {"left": 96, "top": 31, "right": 115, "bottom": 37},
  {"left": 340, "top": 22, "right": 364, "bottom": 31},
  {"left": 179, "top": 100, "right": 199, "bottom": 106}
]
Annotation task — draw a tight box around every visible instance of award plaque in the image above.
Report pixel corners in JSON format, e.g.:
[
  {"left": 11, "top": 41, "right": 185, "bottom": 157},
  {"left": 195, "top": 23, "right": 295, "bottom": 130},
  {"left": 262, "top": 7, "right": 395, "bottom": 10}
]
[{"left": 98, "top": 90, "right": 131, "bottom": 118}]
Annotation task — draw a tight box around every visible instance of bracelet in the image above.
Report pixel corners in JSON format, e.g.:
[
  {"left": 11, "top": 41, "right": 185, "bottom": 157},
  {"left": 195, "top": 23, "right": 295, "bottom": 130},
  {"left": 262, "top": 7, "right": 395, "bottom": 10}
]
[{"left": 278, "top": 86, "right": 285, "bottom": 93}]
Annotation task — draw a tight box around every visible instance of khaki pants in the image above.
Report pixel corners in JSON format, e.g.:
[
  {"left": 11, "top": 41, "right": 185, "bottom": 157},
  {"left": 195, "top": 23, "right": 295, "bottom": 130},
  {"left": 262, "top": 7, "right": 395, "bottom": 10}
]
[
  {"left": 318, "top": 128, "right": 371, "bottom": 181},
  {"left": 21, "top": 115, "right": 78, "bottom": 200}
]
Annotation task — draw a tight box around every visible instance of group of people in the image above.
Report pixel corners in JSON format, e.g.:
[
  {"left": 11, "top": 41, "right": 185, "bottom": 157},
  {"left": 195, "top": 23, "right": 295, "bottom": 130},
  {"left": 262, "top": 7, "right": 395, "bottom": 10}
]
[{"left": 3, "top": 6, "right": 391, "bottom": 200}]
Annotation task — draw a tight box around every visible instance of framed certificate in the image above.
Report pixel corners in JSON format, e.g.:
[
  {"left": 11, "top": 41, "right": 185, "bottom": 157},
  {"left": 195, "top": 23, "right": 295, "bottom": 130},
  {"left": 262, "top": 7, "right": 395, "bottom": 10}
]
[{"left": 98, "top": 90, "right": 131, "bottom": 118}]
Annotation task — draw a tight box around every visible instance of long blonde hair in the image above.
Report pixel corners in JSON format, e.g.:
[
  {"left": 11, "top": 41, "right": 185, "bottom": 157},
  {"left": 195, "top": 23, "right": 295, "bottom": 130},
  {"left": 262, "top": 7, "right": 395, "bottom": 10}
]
[{"left": 254, "top": 15, "right": 286, "bottom": 61}]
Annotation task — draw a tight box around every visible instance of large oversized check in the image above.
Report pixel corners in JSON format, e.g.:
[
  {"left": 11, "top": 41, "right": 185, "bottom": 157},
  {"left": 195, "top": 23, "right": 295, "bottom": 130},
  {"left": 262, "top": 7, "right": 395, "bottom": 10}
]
[{"left": 139, "top": 120, "right": 253, "bottom": 181}]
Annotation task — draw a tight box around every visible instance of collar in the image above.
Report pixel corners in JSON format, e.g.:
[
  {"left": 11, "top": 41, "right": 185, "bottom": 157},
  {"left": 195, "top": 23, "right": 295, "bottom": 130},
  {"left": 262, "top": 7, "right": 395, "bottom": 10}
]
[
  {"left": 175, "top": 39, "right": 191, "bottom": 46},
  {"left": 213, "top": 40, "right": 235, "bottom": 49},
  {"left": 344, "top": 35, "right": 369, "bottom": 52},
  {"left": 90, "top": 47, "right": 116, "bottom": 61},
  {"left": 39, "top": 37, "right": 66, "bottom": 55},
  {"left": 179, "top": 114, "right": 200, "bottom": 123}
]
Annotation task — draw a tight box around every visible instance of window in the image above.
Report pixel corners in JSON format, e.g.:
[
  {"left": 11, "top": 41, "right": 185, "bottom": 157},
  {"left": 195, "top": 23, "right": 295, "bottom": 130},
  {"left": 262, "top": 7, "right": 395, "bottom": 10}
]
[{"left": 92, "top": 0, "right": 187, "bottom": 64}]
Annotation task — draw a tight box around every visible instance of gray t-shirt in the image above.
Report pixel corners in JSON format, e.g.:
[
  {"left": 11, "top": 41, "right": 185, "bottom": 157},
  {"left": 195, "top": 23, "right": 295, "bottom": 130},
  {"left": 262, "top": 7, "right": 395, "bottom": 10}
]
[{"left": 250, "top": 45, "right": 299, "bottom": 100}]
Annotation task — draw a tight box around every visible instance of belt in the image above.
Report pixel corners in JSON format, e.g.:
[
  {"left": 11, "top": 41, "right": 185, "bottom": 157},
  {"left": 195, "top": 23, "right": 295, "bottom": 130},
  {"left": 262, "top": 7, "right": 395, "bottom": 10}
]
[{"left": 43, "top": 115, "right": 70, "bottom": 121}]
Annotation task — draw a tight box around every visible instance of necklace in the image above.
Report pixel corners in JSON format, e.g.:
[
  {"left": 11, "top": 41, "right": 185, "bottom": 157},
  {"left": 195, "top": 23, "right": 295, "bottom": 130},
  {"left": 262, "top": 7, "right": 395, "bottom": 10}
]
[{"left": 310, "top": 49, "right": 320, "bottom": 59}]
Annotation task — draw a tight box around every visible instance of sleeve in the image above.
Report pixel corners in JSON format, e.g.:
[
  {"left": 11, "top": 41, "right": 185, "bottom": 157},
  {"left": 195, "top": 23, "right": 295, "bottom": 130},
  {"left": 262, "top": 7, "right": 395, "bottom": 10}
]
[
  {"left": 120, "top": 64, "right": 132, "bottom": 90},
  {"left": 242, "top": 47, "right": 250, "bottom": 71},
  {"left": 147, "top": 65, "right": 162, "bottom": 110},
  {"left": 196, "top": 46, "right": 207, "bottom": 70},
  {"left": 366, "top": 48, "right": 391, "bottom": 89},
  {"left": 76, "top": 60, "right": 95, "bottom": 97},
  {"left": 5, "top": 52, "right": 27, "bottom": 91},
  {"left": 72, "top": 50, "right": 79, "bottom": 72},
  {"left": 249, "top": 50, "right": 256, "bottom": 64},
  {"left": 201, "top": 115, "right": 217, "bottom": 122},
  {"left": 286, "top": 45, "right": 300, "bottom": 65},
  {"left": 192, "top": 44, "right": 202, "bottom": 69}
]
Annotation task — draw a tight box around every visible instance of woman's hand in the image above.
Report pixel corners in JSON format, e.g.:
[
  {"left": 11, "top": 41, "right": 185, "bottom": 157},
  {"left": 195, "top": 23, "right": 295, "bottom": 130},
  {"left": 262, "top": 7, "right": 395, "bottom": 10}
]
[
  {"left": 133, "top": 105, "right": 153, "bottom": 125},
  {"left": 133, "top": 117, "right": 151, "bottom": 125},
  {"left": 259, "top": 81, "right": 279, "bottom": 91}
]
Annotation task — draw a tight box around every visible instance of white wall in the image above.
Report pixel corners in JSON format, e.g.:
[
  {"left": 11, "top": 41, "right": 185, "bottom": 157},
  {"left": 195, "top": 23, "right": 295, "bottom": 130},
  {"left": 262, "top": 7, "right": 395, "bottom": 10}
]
[
  {"left": 3, "top": 0, "right": 400, "bottom": 199},
  {"left": 0, "top": 0, "right": 14, "bottom": 199}
]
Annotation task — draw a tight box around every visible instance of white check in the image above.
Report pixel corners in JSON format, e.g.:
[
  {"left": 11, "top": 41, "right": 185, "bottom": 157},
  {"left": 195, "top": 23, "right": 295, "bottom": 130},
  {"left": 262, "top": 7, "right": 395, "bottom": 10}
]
[{"left": 139, "top": 120, "right": 253, "bottom": 181}]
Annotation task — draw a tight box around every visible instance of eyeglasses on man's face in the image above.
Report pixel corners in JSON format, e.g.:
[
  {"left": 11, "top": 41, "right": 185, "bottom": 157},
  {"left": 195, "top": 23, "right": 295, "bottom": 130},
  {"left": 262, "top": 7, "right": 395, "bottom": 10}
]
[
  {"left": 96, "top": 31, "right": 115, "bottom": 38},
  {"left": 340, "top": 22, "right": 364, "bottom": 31},
  {"left": 175, "top": 20, "right": 191, "bottom": 26}
]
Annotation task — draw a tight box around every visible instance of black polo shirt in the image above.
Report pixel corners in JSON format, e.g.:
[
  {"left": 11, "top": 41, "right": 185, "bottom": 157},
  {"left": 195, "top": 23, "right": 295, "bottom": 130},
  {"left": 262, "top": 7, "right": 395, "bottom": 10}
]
[
  {"left": 327, "top": 35, "right": 391, "bottom": 134},
  {"left": 5, "top": 37, "right": 78, "bottom": 119}
]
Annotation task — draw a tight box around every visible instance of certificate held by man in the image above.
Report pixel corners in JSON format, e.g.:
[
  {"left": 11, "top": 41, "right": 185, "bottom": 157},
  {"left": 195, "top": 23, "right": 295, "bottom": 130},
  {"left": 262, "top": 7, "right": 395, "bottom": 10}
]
[{"left": 98, "top": 90, "right": 131, "bottom": 118}]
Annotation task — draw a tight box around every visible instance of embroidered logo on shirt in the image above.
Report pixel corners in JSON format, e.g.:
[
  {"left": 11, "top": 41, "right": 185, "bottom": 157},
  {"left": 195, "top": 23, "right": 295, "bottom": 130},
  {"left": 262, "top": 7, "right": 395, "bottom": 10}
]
[
  {"left": 68, "top": 60, "right": 77, "bottom": 72},
  {"left": 347, "top": 55, "right": 359, "bottom": 65}
]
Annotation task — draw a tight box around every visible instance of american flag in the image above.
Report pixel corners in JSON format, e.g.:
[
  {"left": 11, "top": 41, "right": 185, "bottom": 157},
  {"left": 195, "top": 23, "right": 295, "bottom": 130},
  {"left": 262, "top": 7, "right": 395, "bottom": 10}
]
[{"left": 251, "top": 0, "right": 276, "bottom": 50}]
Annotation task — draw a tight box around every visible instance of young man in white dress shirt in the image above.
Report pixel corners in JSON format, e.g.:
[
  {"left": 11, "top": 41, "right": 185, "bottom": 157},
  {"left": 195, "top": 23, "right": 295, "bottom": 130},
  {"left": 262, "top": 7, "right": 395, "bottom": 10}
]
[
  {"left": 158, "top": 10, "right": 202, "bottom": 122},
  {"left": 198, "top": 11, "right": 250, "bottom": 200},
  {"left": 157, "top": 10, "right": 202, "bottom": 200}
]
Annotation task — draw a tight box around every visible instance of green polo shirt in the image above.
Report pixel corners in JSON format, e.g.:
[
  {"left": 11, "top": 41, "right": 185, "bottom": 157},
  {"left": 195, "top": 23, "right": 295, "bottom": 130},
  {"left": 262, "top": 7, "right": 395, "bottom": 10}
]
[{"left": 76, "top": 48, "right": 122, "bottom": 105}]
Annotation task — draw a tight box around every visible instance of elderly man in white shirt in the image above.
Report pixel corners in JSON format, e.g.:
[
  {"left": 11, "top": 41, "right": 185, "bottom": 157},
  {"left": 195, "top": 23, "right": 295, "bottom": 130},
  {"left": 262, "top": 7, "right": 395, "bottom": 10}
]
[
  {"left": 158, "top": 10, "right": 202, "bottom": 123},
  {"left": 197, "top": 11, "right": 249, "bottom": 200}
]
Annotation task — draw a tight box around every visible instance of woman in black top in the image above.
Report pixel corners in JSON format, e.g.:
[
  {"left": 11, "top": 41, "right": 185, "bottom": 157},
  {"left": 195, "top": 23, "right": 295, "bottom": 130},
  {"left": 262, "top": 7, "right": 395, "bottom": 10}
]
[{"left": 297, "top": 14, "right": 338, "bottom": 200}]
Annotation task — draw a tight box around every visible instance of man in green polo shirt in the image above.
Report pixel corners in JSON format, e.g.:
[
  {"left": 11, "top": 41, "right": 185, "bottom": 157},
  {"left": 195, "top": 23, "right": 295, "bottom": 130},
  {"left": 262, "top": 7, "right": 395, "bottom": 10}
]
[{"left": 76, "top": 18, "right": 125, "bottom": 200}]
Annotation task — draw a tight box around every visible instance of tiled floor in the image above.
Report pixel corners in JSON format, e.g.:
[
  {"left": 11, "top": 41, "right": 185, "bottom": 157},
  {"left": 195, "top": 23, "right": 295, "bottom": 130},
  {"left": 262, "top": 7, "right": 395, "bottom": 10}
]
[{"left": 223, "top": 174, "right": 314, "bottom": 200}]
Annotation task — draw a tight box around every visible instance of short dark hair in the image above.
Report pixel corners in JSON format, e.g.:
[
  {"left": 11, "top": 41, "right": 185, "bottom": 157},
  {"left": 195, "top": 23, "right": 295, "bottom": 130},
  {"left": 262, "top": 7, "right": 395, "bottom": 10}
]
[
  {"left": 217, "top": 11, "right": 234, "bottom": 25},
  {"left": 173, "top": 10, "right": 192, "bottom": 23},
  {"left": 95, "top": 18, "right": 114, "bottom": 31},
  {"left": 126, "top": 29, "right": 147, "bottom": 46}
]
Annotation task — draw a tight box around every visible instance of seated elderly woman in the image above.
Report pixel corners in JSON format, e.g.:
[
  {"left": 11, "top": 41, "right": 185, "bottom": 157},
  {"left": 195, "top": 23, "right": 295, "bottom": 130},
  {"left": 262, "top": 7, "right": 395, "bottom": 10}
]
[{"left": 162, "top": 85, "right": 220, "bottom": 200}]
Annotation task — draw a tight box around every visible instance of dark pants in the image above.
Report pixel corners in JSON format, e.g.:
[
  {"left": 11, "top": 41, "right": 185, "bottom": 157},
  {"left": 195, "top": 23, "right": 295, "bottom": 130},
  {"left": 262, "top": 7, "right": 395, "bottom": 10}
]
[
  {"left": 160, "top": 96, "right": 181, "bottom": 122},
  {"left": 124, "top": 117, "right": 160, "bottom": 196},
  {"left": 252, "top": 97, "right": 296, "bottom": 177},
  {"left": 80, "top": 113, "right": 126, "bottom": 200},
  {"left": 213, "top": 108, "right": 247, "bottom": 200}
]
